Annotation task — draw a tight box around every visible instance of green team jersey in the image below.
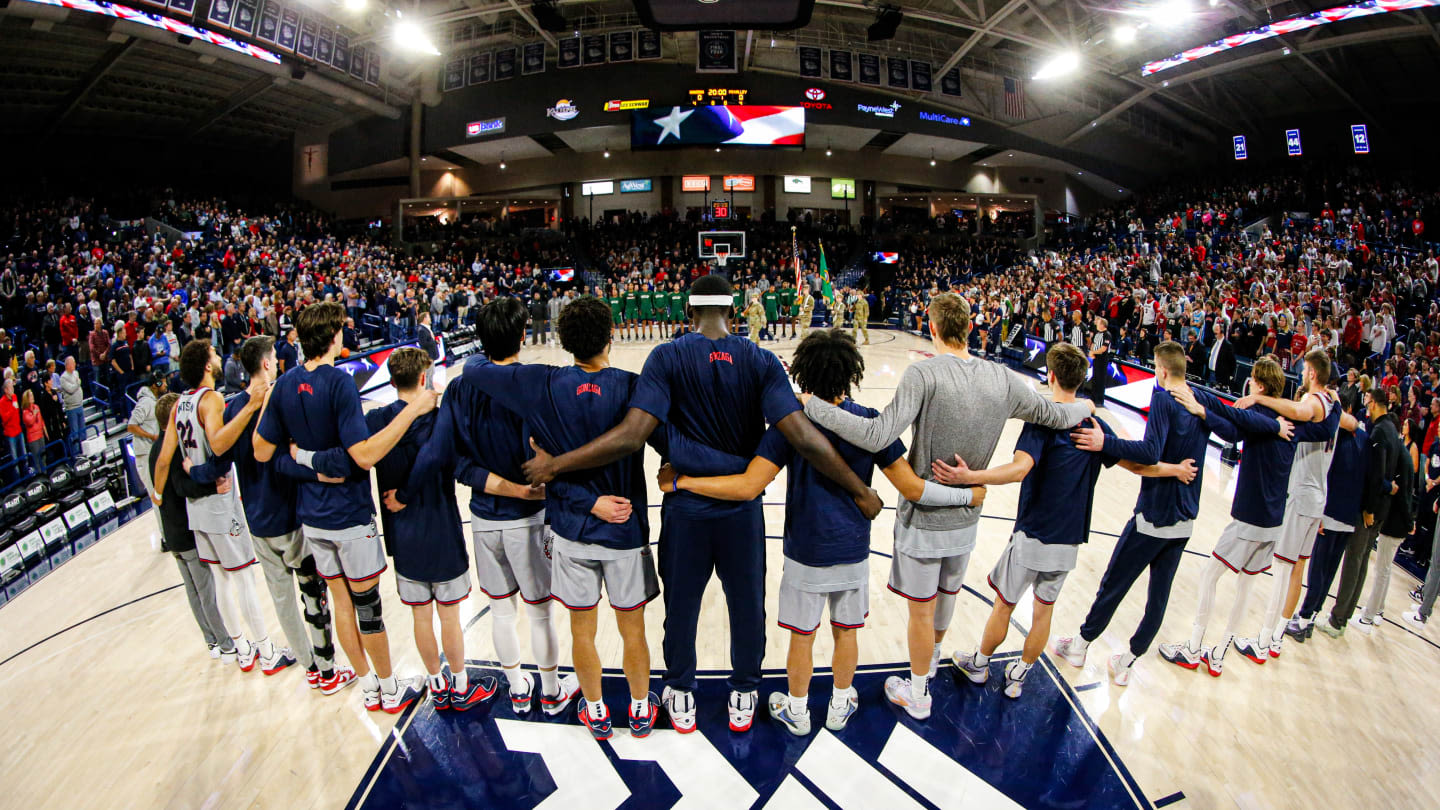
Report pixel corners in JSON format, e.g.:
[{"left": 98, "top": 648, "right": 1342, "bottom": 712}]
[
  {"left": 608, "top": 295, "right": 624, "bottom": 324},
  {"left": 670, "top": 291, "right": 685, "bottom": 321},
  {"left": 779, "top": 287, "right": 796, "bottom": 315},
  {"left": 639, "top": 290, "right": 654, "bottom": 317},
  {"left": 732, "top": 291, "right": 744, "bottom": 312},
  {"left": 624, "top": 291, "right": 639, "bottom": 317},
  {"left": 762, "top": 291, "right": 779, "bottom": 321}
]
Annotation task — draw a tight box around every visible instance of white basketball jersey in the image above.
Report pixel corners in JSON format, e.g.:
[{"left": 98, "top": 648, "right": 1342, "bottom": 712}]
[
  {"left": 1288, "top": 390, "right": 1337, "bottom": 517},
  {"left": 175, "top": 388, "right": 241, "bottom": 534}
]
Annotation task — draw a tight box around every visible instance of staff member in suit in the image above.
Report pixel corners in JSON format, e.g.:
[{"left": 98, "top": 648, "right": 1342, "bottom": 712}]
[{"left": 417, "top": 311, "right": 443, "bottom": 390}]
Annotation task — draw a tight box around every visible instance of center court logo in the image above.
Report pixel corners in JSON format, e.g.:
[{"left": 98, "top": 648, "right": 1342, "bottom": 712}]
[
  {"left": 547, "top": 99, "right": 579, "bottom": 121},
  {"left": 858, "top": 101, "right": 901, "bottom": 118}
]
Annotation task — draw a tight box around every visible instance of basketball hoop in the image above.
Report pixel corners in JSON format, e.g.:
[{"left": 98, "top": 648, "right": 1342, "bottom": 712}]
[{"left": 714, "top": 246, "right": 731, "bottom": 268}]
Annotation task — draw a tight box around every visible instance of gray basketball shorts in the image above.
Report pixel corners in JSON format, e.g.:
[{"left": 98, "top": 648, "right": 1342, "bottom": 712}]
[
  {"left": 195, "top": 514, "right": 257, "bottom": 571},
  {"left": 1211, "top": 521, "right": 1275, "bottom": 575},
  {"left": 888, "top": 549, "right": 969, "bottom": 602},
  {"left": 549, "top": 532, "right": 659, "bottom": 611},
  {"left": 472, "top": 522, "right": 552, "bottom": 604},
  {"left": 303, "top": 520, "right": 387, "bottom": 582},
  {"left": 778, "top": 565, "right": 869, "bottom": 634},
  {"left": 1274, "top": 503, "right": 1322, "bottom": 563},
  {"left": 987, "top": 541, "right": 1067, "bottom": 606},
  {"left": 397, "top": 571, "right": 472, "bottom": 606}
]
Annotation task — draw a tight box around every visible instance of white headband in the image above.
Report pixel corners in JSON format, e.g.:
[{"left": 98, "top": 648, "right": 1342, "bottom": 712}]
[{"left": 688, "top": 294, "right": 733, "bottom": 306}]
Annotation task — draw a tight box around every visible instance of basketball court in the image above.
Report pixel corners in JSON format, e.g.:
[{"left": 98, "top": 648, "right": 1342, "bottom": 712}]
[{"left": 1, "top": 330, "right": 1434, "bottom": 810}]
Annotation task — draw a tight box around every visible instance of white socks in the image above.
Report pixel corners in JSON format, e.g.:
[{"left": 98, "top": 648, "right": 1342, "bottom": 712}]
[
  {"left": 1116, "top": 651, "right": 1136, "bottom": 669},
  {"left": 788, "top": 693, "right": 809, "bottom": 715},
  {"left": 830, "top": 686, "right": 856, "bottom": 708},
  {"left": 361, "top": 672, "right": 380, "bottom": 692},
  {"left": 539, "top": 668, "right": 559, "bottom": 697},
  {"left": 502, "top": 665, "right": 529, "bottom": 693},
  {"left": 380, "top": 675, "right": 398, "bottom": 695},
  {"left": 973, "top": 649, "right": 990, "bottom": 667},
  {"left": 584, "top": 698, "right": 609, "bottom": 719},
  {"left": 450, "top": 666, "right": 468, "bottom": 693},
  {"left": 631, "top": 697, "right": 650, "bottom": 716},
  {"left": 428, "top": 671, "right": 447, "bottom": 692},
  {"left": 909, "top": 672, "right": 931, "bottom": 701},
  {"left": 1072, "top": 637, "right": 1091, "bottom": 656}
]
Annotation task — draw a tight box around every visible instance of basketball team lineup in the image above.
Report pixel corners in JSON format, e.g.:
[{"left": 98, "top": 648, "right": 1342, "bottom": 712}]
[{"left": 1, "top": 283, "right": 1434, "bottom": 810}]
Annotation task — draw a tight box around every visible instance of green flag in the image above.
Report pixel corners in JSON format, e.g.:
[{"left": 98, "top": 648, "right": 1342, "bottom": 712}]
[{"left": 818, "top": 241, "right": 835, "bottom": 303}]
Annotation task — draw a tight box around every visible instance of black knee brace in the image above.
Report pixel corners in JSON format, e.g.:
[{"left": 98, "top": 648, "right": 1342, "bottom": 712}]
[{"left": 351, "top": 586, "right": 385, "bottom": 635}]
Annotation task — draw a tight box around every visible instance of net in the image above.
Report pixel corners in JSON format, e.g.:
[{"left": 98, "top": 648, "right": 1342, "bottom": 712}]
[{"left": 714, "top": 246, "right": 731, "bottom": 267}]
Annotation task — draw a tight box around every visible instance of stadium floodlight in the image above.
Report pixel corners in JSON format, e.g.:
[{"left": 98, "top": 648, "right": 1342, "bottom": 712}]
[
  {"left": 1145, "top": 0, "right": 1191, "bottom": 27},
  {"left": 343, "top": 0, "right": 366, "bottom": 11},
  {"left": 1114, "top": 24, "right": 1136, "bottom": 44},
  {"left": 393, "top": 16, "right": 440, "bottom": 56},
  {"left": 1033, "top": 51, "right": 1079, "bottom": 81}
]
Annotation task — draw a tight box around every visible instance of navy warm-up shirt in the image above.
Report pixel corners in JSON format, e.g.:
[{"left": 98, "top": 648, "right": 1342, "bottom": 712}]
[
  {"left": 1323, "top": 425, "right": 1368, "bottom": 528},
  {"left": 256, "top": 363, "right": 375, "bottom": 530},
  {"left": 630, "top": 333, "right": 801, "bottom": 516},
  {"left": 1012, "top": 417, "right": 1119, "bottom": 546},
  {"left": 471, "top": 363, "right": 648, "bottom": 550},
  {"left": 1225, "top": 402, "right": 1334, "bottom": 528},
  {"left": 399, "top": 356, "right": 545, "bottom": 524},
  {"left": 755, "top": 399, "right": 906, "bottom": 567},
  {"left": 364, "top": 402, "right": 467, "bottom": 583}
]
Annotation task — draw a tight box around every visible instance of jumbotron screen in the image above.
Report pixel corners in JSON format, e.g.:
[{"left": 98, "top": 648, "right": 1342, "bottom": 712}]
[{"left": 631, "top": 105, "right": 805, "bottom": 148}]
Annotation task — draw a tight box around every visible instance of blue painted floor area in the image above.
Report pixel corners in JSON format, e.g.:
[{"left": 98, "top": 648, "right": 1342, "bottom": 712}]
[{"left": 348, "top": 657, "right": 1148, "bottom": 810}]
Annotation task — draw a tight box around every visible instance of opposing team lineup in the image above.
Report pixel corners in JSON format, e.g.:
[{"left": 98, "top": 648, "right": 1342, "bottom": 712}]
[{"left": 146, "top": 274, "right": 1407, "bottom": 746}]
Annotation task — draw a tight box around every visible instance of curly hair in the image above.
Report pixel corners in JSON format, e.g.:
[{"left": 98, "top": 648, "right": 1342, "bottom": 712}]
[
  {"left": 791, "top": 328, "right": 864, "bottom": 403},
  {"left": 556, "top": 296, "right": 613, "bottom": 361}
]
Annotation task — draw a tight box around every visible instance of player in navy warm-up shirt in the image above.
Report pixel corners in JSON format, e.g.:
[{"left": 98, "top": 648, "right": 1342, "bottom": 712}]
[
  {"left": 468, "top": 296, "right": 658, "bottom": 741},
  {"left": 381, "top": 298, "right": 573, "bottom": 718},
  {"left": 1293, "top": 389, "right": 1367, "bottom": 634},
  {"left": 517, "top": 274, "right": 881, "bottom": 734},
  {"left": 1054, "top": 341, "right": 1284, "bottom": 685},
  {"left": 657, "top": 329, "right": 978, "bottom": 736},
  {"left": 252, "top": 301, "right": 436, "bottom": 714}
]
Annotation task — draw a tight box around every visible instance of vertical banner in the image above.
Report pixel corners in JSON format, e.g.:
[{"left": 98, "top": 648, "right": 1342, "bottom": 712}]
[
  {"left": 167, "top": 0, "right": 196, "bottom": 17},
  {"left": 940, "top": 66, "right": 962, "bottom": 96},
  {"left": 333, "top": 31, "right": 350, "bottom": 71},
  {"left": 207, "top": 0, "right": 235, "bottom": 29},
  {"left": 1351, "top": 124, "right": 1369, "bottom": 154},
  {"left": 522, "top": 42, "right": 546, "bottom": 75},
  {"left": 830, "top": 49, "right": 852, "bottom": 82},
  {"left": 232, "top": 0, "right": 257, "bottom": 35},
  {"left": 558, "top": 36, "right": 580, "bottom": 68},
  {"left": 494, "top": 46, "right": 517, "bottom": 80},
  {"left": 886, "top": 56, "right": 909, "bottom": 88},
  {"left": 696, "top": 30, "right": 737, "bottom": 73},
  {"left": 798, "top": 45, "right": 822, "bottom": 78},
  {"left": 366, "top": 50, "right": 380, "bottom": 86},
  {"left": 1233, "top": 135, "right": 1248, "bottom": 160},
  {"left": 609, "top": 30, "right": 634, "bottom": 62},
  {"left": 582, "top": 34, "right": 607, "bottom": 65},
  {"left": 467, "top": 51, "right": 491, "bottom": 85},
  {"left": 637, "top": 29, "right": 662, "bottom": 60},
  {"left": 1285, "top": 128, "right": 1302, "bottom": 156},
  {"left": 857, "top": 53, "right": 880, "bottom": 85},
  {"left": 910, "top": 60, "right": 932, "bottom": 92},
  {"left": 350, "top": 45, "right": 366, "bottom": 80},
  {"left": 443, "top": 58, "right": 466, "bottom": 92},
  {"left": 278, "top": 6, "right": 299, "bottom": 52},
  {"left": 297, "top": 16, "right": 316, "bottom": 59},
  {"left": 315, "top": 22, "right": 333, "bottom": 63},
  {"left": 257, "top": 0, "right": 280, "bottom": 44}
]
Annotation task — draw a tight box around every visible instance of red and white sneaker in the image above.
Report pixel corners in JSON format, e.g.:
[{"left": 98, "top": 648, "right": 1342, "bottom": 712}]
[
  {"left": 237, "top": 643, "right": 260, "bottom": 673},
  {"left": 320, "top": 667, "right": 358, "bottom": 696},
  {"left": 728, "top": 690, "right": 758, "bottom": 732},
  {"left": 541, "top": 674, "right": 581, "bottom": 717},
  {"left": 662, "top": 686, "right": 697, "bottom": 733},
  {"left": 306, "top": 669, "right": 321, "bottom": 689},
  {"left": 363, "top": 685, "right": 382, "bottom": 711},
  {"left": 580, "top": 699, "right": 613, "bottom": 740},
  {"left": 382, "top": 678, "right": 426, "bottom": 714},
  {"left": 261, "top": 648, "right": 297, "bottom": 676}
]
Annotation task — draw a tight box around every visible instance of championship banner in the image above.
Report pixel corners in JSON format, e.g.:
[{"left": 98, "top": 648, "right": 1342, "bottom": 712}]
[
  {"left": 522, "top": 41, "right": 546, "bottom": 75},
  {"left": 443, "top": 58, "right": 466, "bottom": 92},
  {"left": 910, "top": 60, "right": 932, "bottom": 92},
  {"left": 315, "top": 21, "right": 333, "bottom": 62},
  {"left": 558, "top": 36, "right": 580, "bottom": 68},
  {"left": 467, "top": 51, "right": 491, "bottom": 85},
  {"left": 278, "top": 5, "right": 299, "bottom": 52},
  {"left": 829, "top": 49, "right": 852, "bottom": 82},
  {"left": 166, "top": 0, "right": 194, "bottom": 17},
  {"left": 637, "top": 28, "right": 662, "bottom": 59},
  {"left": 798, "top": 45, "right": 822, "bottom": 77},
  {"left": 609, "top": 30, "right": 634, "bottom": 62},
  {"left": 296, "top": 16, "right": 316, "bottom": 59},
  {"left": 887, "top": 56, "right": 909, "bottom": 88},
  {"left": 257, "top": 0, "right": 279, "bottom": 43},
  {"left": 858, "top": 53, "right": 880, "bottom": 85},
  {"left": 232, "top": 0, "right": 257, "bottom": 34},
  {"left": 582, "top": 34, "right": 607, "bottom": 65},
  {"left": 366, "top": 49, "right": 380, "bottom": 85},
  {"left": 207, "top": 0, "right": 234, "bottom": 29},
  {"left": 350, "top": 44, "right": 366, "bottom": 79},
  {"left": 941, "top": 66, "right": 962, "bottom": 96},
  {"left": 332, "top": 31, "right": 350, "bottom": 70},
  {"left": 696, "top": 29, "right": 737, "bottom": 73},
  {"left": 493, "top": 46, "right": 516, "bottom": 80}
]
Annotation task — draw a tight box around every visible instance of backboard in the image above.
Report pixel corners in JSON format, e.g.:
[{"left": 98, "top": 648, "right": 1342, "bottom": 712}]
[{"left": 697, "top": 230, "right": 746, "bottom": 260}]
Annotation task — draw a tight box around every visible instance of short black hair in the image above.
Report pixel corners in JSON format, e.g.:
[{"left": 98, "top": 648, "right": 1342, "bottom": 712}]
[
  {"left": 478, "top": 297, "right": 528, "bottom": 361},
  {"left": 238, "top": 335, "right": 275, "bottom": 377},
  {"left": 556, "top": 296, "right": 612, "bottom": 361},
  {"left": 178, "top": 339, "right": 213, "bottom": 388},
  {"left": 297, "top": 301, "right": 345, "bottom": 359},
  {"left": 687, "top": 273, "right": 733, "bottom": 319},
  {"left": 791, "top": 328, "right": 864, "bottom": 403}
]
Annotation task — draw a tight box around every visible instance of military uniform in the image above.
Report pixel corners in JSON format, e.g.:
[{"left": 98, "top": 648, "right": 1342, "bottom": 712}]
[
  {"left": 743, "top": 299, "right": 767, "bottom": 344},
  {"left": 852, "top": 292, "right": 870, "bottom": 344},
  {"left": 796, "top": 291, "right": 815, "bottom": 338}
]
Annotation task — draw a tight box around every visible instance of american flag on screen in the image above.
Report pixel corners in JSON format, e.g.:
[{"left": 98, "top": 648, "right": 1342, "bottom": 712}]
[
  {"left": 1003, "top": 76, "right": 1025, "bottom": 119},
  {"left": 636, "top": 105, "right": 806, "bottom": 146}
]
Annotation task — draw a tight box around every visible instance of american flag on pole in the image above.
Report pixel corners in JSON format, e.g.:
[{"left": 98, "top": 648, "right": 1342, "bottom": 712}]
[
  {"left": 1003, "top": 76, "right": 1025, "bottom": 119},
  {"left": 792, "top": 226, "right": 803, "bottom": 291}
]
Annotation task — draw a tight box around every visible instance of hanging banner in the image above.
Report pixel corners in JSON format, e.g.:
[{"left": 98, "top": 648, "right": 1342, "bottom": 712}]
[
  {"left": 886, "top": 56, "right": 909, "bottom": 88},
  {"left": 830, "top": 49, "right": 852, "bottom": 82},
  {"left": 798, "top": 46, "right": 822, "bottom": 78},
  {"left": 696, "top": 30, "right": 737, "bottom": 73},
  {"left": 296, "top": 16, "right": 316, "bottom": 59},
  {"left": 207, "top": 0, "right": 234, "bottom": 29},
  {"left": 910, "top": 60, "right": 932, "bottom": 92},
  {"left": 366, "top": 50, "right": 380, "bottom": 86},
  {"left": 609, "top": 30, "right": 634, "bottom": 62},
  {"left": 558, "top": 36, "right": 580, "bottom": 68},
  {"left": 349, "top": 44, "right": 366, "bottom": 80},
  {"left": 468, "top": 52, "right": 491, "bottom": 85},
  {"left": 332, "top": 31, "right": 350, "bottom": 70},
  {"left": 443, "top": 58, "right": 466, "bottom": 92},
  {"left": 940, "top": 67, "right": 962, "bottom": 96},
  {"left": 858, "top": 53, "right": 880, "bottom": 85},
  {"left": 637, "top": 29, "right": 662, "bottom": 59},
  {"left": 522, "top": 42, "right": 546, "bottom": 75},
  {"left": 278, "top": 5, "right": 299, "bottom": 52},
  {"left": 494, "top": 46, "right": 517, "bottom": 80},
  {"left": 583, "top": 34, "right": 607, "bottom": 65},
  {"left": 315, "top": 22, "right": 333, "bottom": 63},
  {"left": 257, "top": 0, "right": 280, "bottom": 43}
]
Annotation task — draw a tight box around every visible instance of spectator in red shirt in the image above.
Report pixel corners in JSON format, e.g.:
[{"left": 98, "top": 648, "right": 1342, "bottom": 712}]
[
  {"left": 1, "top": 378, "right": 22, "bottom": 473},
  {"left": 124, "top": 313, "right": 139, "bottom": 347},
  {"left": 21, "top": 389, "right": 46, "bottom": 474},
  {"left": 59, "top": 303, "right": 78, "bottom": 351}
]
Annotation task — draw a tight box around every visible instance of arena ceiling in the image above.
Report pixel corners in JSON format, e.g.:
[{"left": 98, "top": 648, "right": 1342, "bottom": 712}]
[{"left": 1, "top": 0, "right": 1436, "bottom": 164}]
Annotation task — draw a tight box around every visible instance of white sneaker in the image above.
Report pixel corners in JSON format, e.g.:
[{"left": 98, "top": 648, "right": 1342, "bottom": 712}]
[
  {"left": 883, "top": 675, "right": 931, "bottom": 720},
  {"left": 950, "top": 651, "right": 990, "bottom": 684},
  {"left": 728, "top": 689, "right": 758, "bottom": 732},
  {"left": 1349, "top": 615, "right": 1377, "bottom": 634},
  {"left": 825, "top": 692, "right": 858, "bottom": 732},
  {"left": 1402, "top": 609, "right": 1428, "bottom": 629},
  {"left": 662, "top": 686, "right": 697, "bottom": 733},
  {"left": 541, "top": 673, "right": 580, "bottom": 717},
  {"left": 767, "top": 692, "right": 812, "bottom": 737},
  {"left": 1002, "top": 661, "right": 1028, "bottom": 699},
  {"left": 1109, "top": 654, "right": 1134, "bottom": 687},
  {"left": 208, "top": 643, "right": 222, "bottom": 660},
  {"left": 1050, "top": 636, "right": 1088, "bottom": 667},
  {"left": 363, "top": 685, "right": 382, "bottom": 712}
]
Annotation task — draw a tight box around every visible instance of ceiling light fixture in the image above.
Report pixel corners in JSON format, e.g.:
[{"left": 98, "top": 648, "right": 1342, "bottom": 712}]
[
  {"left": 1114, "top": 24, "right": 1136, "bottom": 44},
  {"left": 393, "top": 15, "right": 441, "bottom": 56},
  {"left": 1033, "top": 51, "right": 1079, "bottom": 81}
]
